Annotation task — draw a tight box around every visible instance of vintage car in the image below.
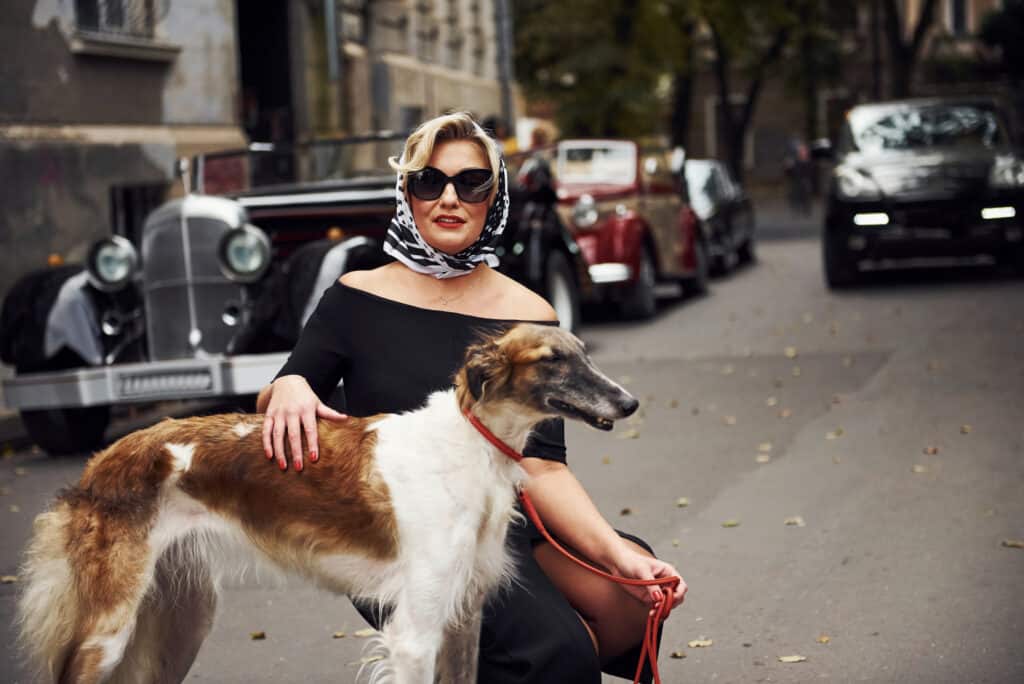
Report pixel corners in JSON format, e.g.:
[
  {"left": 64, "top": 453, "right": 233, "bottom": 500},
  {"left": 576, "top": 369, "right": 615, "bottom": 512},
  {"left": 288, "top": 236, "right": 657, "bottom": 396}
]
[
  {"left": 552, "top": 139, "right": 708, "bottom": 319},
  {"left": 684, "top": 159, "right": 757, "bottom": 274},
  {"left": 817, "top": 96, "right": 1024, "bottom": 288},
  {"left": 0, "top": 132, "right": 589, "bottom": 454}
]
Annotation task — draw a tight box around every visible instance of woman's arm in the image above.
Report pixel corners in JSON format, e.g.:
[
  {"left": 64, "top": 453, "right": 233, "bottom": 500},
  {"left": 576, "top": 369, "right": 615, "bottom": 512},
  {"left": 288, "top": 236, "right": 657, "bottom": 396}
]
[{"left": 521, "top": 458, "right": 687, "bottom": 609}]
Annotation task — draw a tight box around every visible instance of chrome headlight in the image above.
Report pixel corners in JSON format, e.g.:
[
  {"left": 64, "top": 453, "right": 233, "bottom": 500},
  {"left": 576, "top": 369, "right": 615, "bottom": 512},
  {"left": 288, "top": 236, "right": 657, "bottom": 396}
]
[
  {"left": 989, "top": 155, "right": 1024, "bottom": 189},
  {"left": 572, "top": 194, "right": 599, "bottom": 229},
  {"left": 87, "top": 236, "right": 139, "bottom": 292},
  {"left": 218, "top": 224, "right": 271, "bottom": 283},
  {"left": 835, "top": 165, "right": 882, "bottom": 200}
]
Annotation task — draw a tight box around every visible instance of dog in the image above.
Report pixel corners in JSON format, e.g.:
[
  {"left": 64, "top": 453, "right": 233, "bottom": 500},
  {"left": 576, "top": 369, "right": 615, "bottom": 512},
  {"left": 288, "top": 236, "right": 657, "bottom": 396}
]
[{"left": 17, "top": 323, "right": 638, "bottom": 684}]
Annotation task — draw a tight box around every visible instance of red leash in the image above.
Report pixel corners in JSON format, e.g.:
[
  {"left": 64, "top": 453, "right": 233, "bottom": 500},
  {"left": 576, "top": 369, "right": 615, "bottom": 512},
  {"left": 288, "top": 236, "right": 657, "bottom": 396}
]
[{"left": 464, "top": 410, "right": 680, "bottom": 684}]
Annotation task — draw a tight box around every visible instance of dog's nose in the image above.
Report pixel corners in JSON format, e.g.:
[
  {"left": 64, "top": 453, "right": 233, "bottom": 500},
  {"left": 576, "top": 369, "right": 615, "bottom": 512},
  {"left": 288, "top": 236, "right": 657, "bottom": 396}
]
[{"left": 621, "top": 396, "right": 639, "bottom": 416}]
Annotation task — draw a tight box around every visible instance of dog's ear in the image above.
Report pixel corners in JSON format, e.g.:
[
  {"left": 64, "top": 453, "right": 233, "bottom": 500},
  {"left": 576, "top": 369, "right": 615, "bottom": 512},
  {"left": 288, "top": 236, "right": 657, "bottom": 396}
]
[{"left": 463, "top": 340, "right": 506, "bottom": 401}]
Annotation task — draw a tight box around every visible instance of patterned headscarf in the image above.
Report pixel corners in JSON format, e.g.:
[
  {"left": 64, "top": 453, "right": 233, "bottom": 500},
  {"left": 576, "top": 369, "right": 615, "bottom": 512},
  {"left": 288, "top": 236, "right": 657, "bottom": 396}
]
[{"left": 383, "top": 157, "right": 510, "bottom": 279}]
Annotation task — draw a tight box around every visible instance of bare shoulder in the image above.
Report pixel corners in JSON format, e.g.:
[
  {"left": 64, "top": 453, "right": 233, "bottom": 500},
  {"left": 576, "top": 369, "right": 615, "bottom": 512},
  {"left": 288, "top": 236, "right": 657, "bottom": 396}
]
[
  {"left": 339, "top": 263, "right": 402, "bottom": 297},
  {"left": 486, "top": 269, "right": 558, "bottom": 322}
]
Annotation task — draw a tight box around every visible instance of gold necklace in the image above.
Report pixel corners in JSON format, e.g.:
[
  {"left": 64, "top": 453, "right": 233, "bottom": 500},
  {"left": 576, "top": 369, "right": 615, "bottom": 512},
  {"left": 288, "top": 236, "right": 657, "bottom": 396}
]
[{"left": 436, "top": 290, "right": 466, "bottom": 306}]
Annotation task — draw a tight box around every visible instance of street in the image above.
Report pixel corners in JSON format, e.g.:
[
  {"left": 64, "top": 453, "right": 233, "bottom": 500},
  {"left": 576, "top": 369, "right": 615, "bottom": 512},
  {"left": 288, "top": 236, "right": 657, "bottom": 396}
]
[{"left": 2, "top": 218, "right": 1023, "bottom": 683}]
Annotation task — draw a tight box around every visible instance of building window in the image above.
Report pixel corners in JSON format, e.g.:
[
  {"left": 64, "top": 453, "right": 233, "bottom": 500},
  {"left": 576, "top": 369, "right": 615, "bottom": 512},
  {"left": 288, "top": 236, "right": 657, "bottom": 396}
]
[{"left": 75, "top": 0, "right": 156, "bottom": 40}]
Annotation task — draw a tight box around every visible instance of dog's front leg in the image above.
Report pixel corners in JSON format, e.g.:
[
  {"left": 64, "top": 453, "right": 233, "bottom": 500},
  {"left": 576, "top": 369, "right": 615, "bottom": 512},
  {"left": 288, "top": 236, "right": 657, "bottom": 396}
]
[{"left": 434, "top": 604, "right": 482, "bottom": 684}]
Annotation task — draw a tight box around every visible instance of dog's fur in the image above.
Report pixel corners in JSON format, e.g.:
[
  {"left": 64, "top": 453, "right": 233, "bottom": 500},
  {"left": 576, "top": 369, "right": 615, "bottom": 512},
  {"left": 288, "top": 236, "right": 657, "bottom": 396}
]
[{"left": 17, "top": 323, "right": 637, "bottom": 684}]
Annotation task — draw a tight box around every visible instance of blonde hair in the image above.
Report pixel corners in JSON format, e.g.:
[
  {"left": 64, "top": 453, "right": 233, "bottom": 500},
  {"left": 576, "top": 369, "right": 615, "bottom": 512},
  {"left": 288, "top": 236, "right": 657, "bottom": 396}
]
[{"left": 389, "top": 112, "right": 502, "bottom": 203}]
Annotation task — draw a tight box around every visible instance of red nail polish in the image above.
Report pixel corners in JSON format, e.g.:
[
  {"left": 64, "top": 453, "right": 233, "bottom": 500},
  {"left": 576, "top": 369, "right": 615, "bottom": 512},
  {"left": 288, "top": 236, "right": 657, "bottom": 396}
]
[
  {"left": 279, "top": 461, "right": 287, "bottom": 471},
  {"left": 310, "top": 451, "right": 318, "bottom": 462},
  {"left": 295, "top": 461, "right": 303, "bottom": 472}
]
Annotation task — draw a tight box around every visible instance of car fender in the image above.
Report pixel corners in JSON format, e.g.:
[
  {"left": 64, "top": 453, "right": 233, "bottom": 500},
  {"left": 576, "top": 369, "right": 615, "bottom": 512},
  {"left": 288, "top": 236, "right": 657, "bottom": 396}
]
[{"left": 300, "top": 235, "right": 379, "bottom": 326}]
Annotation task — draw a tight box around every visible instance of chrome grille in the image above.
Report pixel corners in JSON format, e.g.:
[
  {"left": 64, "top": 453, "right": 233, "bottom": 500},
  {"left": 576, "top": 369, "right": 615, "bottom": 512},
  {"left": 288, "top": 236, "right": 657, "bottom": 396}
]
[{"left": 141, "top": 196, "right": 248, "bottom": 360}]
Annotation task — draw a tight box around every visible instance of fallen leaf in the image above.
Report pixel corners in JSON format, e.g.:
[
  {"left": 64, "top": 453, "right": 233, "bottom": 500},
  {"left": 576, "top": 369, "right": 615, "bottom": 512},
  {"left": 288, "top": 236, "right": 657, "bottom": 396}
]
[
  {"left": 668, "top": 399, "right": 679, "bottom": 409},
  {"left": 0, "top": 486, "right": 9, "bottom": 495},
  {"left": 791, "top": 366, "right": 802, "bottom": 377},
  {"left": 779, "top": 408, "right": 792, "bottom": 419},
  {"left": 826, "top": 428, "right": 844, "bottom": 440},
  {"left": 690, "top": 407, "right": 700, "bottom": 416},
  {"left": 832, "top": 455, "right": 842, "bottom": 464},
  {"left": 670, "top": 650, "right": 687, "bottom": 659},
  {"left": 672, "top": 539, "right": 681, "bottom": 547},
  {"left": 842, "top": 356, "right": 854, "bottom": 367},
  {"left": 1, "top": 575, "right": 18, "bottom": 584},
  {"left": 618, "top": 429, "right": 640, "bottom": 440},
  {"left": 332, "top": 631, "right": 346, "bottom": 639},
  {"left": 721, "top": 364, "right": 735, "bottom": 376},
  {"left": 829, "top": 322, "right": 839, "bottom": 336},
  {"left": 758, "top": 442, "right": 773, "bottom": 453},
  {"left": 960, "top": 424, "right": 972, "bottom": 435},
  {"left": 9, "top": 504, "right": 20, "bottom": 513},
  {"left": 14, "top": 467, "right": 27, "bottom": 476},
  {"left": 816, "top": 634, "right": 831, "bottom": 644},
  {"left": 912, "top": 464, "right": 928, "bottom": 474},
  {"left": 784, "top": 516, "right": 806, "bottom": 527},
  {"left": 802, "top": 312, "right": 814, "bottom": 324},
  {"left": 778, "top": 655, "right": 807, "bottom": 663},
  {"left": 250, "top": 631, "right": 266, "bottom": 640},
  {"left": 756, "top": 454, "right": 771, "bottom": 464},
  {"left": 723, "top": 415, "right": 737, "bottom": 426},
  {"left": 620, "top": 508, "right": 632, "bottom": 516},
  {"left": 601, "top": 456, "right": 612, "bottom": 465},
  {"left": 927, "top": 360, "right": 941, "bottom": 372},
  {"left": 832, "top": 394, "right": 842, "bottom": 404},
  {"left": 688, "top": 638, "right": 713, "bottom": 648},
  {"left": 784, "top": 346, "right": 798, "bottom": 359},
  {"left": 1001, "top": 539, "right": 1024, "bottom": 549},
  {"left": 353, "top": 628, "right": 377, "bottom": 638},
  {"left": 721, "top": 519, "right": 740, "bottom": 528},
  {"left": 676, "top": 497, "right": 690, "bottom": 508},
  {"left": 358, "top": 655, "right": 385, "bottom": 665},
  {"left": 773, "top": 378, "right": 784, "bottom": 389},
  {"left": 2, "top": 446, "right": 13, "bottom": 458},
  {"left": 765, "top": 396, "right": 778, "bottom": 407},
  {"left": 923, "top": 446, "right": 939, "bottom": 455}
]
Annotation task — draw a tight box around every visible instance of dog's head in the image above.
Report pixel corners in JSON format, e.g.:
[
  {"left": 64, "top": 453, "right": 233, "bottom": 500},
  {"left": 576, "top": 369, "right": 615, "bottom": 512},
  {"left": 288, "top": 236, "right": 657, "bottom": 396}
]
[{"left": 455, "top": 323, "right": 638, "bottom": 431}]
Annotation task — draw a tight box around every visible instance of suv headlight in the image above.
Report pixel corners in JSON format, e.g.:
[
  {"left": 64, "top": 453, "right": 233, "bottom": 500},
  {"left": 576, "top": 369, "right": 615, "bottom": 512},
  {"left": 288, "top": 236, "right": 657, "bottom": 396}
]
[
  {"left": 990, "top": 155, "right": 1024, "bottom": 189},
  {"left": 87, "top": 235, "right": 139, "bottom": 292},
  {"left": 835, "top": 165, "right": 882, "bottom": 200},
  {"left": 218, "top": 224, "right": 271, "bottom": 283},
  {"left": 572, "top": 194, "right": 599, "bottom": 229}
]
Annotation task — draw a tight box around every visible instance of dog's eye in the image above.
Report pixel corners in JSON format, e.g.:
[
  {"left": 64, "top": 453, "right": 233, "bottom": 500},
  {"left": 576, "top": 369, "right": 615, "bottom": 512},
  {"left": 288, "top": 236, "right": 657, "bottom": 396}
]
[{"left": 544, "top": 351, "right": 563, "bottom": 362}]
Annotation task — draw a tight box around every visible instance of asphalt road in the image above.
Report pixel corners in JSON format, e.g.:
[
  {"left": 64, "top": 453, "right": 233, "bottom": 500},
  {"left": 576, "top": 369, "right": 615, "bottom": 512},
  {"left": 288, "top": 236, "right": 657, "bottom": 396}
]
[{"left": 2, "top": 216, "right": 1023, "bottom": 683}]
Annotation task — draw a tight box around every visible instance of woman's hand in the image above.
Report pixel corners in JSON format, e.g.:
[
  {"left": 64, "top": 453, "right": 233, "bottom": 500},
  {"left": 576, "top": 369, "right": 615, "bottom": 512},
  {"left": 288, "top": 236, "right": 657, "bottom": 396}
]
[
  {"left": 260, "top": 375, "right": 347, "bottom": 472},
  {"left": 609, "top": 544, "right": 688, "bottom": 618}
]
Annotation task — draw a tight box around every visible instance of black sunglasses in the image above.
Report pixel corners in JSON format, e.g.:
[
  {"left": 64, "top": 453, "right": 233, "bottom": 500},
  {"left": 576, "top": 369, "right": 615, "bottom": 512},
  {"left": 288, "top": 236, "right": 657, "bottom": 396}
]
[{"left": 407, "top": 166, "right": 494, "bottom": 203}]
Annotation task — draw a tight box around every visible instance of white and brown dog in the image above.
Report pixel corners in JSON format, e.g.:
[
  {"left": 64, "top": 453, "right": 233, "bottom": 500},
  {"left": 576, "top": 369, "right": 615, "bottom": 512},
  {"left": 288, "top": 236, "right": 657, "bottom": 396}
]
[{"left": 17, "top": 323, "right": 638, "bottom": 684}]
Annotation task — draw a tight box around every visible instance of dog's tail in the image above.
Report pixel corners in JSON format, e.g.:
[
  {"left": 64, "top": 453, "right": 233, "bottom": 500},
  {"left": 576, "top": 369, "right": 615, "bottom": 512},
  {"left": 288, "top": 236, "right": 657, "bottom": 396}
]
[{"left": 16, "top": 502, "right": 79, "bottom": 682}]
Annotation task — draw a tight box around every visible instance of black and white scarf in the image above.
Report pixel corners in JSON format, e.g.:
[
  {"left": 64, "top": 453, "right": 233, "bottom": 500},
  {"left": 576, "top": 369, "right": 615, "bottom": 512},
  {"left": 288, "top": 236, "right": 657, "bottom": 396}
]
[{"left": 383, "top": 158, "right": 510, "bottom": 279}]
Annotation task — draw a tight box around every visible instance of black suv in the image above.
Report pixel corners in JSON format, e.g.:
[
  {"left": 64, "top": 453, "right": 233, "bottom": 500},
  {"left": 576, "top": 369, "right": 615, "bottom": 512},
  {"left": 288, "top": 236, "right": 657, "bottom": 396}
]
[{"left": 819, "top": 97, "right": 1024, "bottom": 287}]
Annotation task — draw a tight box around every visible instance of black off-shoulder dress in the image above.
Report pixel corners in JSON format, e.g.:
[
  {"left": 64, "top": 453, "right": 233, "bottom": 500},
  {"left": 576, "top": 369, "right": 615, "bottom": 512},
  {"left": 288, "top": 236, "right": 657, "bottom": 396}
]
[{"left": 275, "top": 281, "right": 656, "bottom": 683}]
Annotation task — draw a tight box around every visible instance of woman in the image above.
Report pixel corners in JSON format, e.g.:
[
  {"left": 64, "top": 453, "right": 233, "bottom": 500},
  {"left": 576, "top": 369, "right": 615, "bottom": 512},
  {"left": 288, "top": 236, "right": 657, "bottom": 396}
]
[{"left": 257, "top": 112, "right": 686, "bottom": 682}]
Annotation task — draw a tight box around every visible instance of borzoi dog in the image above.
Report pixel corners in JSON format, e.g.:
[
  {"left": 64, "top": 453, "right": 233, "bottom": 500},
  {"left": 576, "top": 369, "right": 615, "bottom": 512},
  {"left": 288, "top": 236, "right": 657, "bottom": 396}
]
[{"left": 17, "top": 323, "right": 638, "bottom": 684}]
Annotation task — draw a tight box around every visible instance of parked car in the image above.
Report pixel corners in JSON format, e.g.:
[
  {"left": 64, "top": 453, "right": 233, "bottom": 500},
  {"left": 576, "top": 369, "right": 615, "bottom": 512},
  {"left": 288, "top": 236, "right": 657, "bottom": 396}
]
[
  {"left": 551, "top": 139, "right": 708, "bottom": 319},
  {"left": 817, "top": 96, "right": 1024, "bottom": 288},
  {"left": 684, "top": 159, "right": 757, "bottom": 274},
  {"left": 0, "top": 132, "right": 588, "bottom": 454}
]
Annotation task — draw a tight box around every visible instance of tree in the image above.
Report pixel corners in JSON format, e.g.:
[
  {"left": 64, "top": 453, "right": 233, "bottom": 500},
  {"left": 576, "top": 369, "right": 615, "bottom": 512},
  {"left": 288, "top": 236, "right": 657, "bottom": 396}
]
[{"left": 882, "top": 0, "right": 939, "bottom": 98}]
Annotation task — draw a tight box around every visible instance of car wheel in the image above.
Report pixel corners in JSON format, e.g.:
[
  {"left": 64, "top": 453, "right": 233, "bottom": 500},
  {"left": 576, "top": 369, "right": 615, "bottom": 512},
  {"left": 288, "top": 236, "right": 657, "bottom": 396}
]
[
  {"left": 545, "top": 251, "right": 582, "bottom": 333},
  {"left": 737, "top": 236, "right": 756, "bottom": 264},
  {"left": 620, "top": 245, "right": 658, "bottom": 319},
  {"left": 684, "top": 237, "right": 710, "bottom": 297},
  {"left": 20, "top": 405, "right": 111, "bottom": 456},
  {"left": 823, "top": 232, "right": 857, "bottom": 289}
]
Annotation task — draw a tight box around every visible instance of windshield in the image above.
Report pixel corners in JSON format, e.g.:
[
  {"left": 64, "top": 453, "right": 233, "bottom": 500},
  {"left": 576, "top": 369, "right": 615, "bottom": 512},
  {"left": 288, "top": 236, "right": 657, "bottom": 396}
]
[
  {"left": 195, "top": 135, "right": 407, "bottom": 195},
  {"left": 556, "top": 142, "right": 637, "bottom": 185},
  {"left": 847, "top": 103, "right": 1006, "bottom": 154},
  {"left": 684, "top": 160, "right": 716, "bottom": 219}
]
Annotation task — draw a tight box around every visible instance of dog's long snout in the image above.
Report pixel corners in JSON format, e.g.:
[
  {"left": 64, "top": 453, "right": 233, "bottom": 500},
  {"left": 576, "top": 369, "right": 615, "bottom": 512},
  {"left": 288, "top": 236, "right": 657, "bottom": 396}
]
[{"left": 620, "top": 395, "right": 640, "bottom": 417}]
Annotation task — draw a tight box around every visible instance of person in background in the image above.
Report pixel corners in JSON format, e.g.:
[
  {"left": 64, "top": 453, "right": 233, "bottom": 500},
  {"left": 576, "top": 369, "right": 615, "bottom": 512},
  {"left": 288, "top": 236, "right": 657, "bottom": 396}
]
[{"left": 257, "top": 111, "right": 686, "bottom": 683}]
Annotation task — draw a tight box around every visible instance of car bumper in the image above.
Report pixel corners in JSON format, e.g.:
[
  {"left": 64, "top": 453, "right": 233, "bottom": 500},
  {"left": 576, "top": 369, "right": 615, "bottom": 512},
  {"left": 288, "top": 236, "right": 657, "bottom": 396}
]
[
  {"left": 2, "top": 352, "right": 290, "bottom": 410},
  {"left": 827, "top": 198, "right": 1024, "bottom": 261}
]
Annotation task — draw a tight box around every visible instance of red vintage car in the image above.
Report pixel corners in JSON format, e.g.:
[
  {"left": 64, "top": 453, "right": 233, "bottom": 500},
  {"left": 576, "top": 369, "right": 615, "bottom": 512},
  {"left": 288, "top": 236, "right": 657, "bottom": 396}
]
[{"left": 552, "top": 139, "right": 709, "bottom": 318}]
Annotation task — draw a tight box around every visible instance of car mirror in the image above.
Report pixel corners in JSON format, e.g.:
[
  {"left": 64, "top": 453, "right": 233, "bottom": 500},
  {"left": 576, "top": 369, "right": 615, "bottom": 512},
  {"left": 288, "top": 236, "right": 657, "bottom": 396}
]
[{"left": 810, "top": 138, "right": 834, "bottom": 161}]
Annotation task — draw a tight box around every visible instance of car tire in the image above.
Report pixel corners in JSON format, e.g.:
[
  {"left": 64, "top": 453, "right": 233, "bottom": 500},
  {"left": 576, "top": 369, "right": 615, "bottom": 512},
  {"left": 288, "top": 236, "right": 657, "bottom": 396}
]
[
  {"left": 545, "top": 251, "right": 582, "bottom": 333},
  {"left": 684, "top": 237, "right": 710, "bottom": 297},
  {"left": 737, "top": 235, "right": 756, "bottom": 264},
  {"left": 823, "top": 232, "right": 857, "bottom": 289},
  {"left": 20, "top": 405, "right": 111, "bottom": 456},
  {"left": 620, "top": 245, "right": 658, "bottom": 319}
]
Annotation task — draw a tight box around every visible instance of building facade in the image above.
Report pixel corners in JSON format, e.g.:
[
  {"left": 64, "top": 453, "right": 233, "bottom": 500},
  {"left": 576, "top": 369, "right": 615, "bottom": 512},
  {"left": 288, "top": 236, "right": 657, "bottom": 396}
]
[{"left": 0, "top": 0, "right": 511, "bottom": 301}]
